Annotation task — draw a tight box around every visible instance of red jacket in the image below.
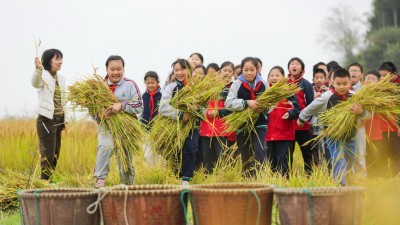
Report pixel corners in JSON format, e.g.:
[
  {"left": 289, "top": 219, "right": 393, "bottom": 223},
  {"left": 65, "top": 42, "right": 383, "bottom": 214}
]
[
  {"left": 200, "top": 100, "right": 230, "bottom": 137},
  {"left": 365, "top": 115, "right": 383, "bottom": 141},
  {"left": 381, "top": 115, "right": 397, "bottom": 133},
  {"left": 266, "top": 99, "right": 297, "bottom": 141}
]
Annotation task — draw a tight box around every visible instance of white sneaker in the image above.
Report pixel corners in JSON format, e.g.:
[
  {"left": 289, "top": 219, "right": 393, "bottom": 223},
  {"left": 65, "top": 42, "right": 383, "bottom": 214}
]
[{"left": 181, "top": 180, "right": 190, "bottom": 186}]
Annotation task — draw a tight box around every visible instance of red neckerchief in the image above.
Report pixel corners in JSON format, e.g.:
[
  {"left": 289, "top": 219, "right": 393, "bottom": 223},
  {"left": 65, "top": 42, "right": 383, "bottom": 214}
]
[
  {"left": 331, "top": 88, "right": 349, "bottom": 101},
  {"left": 181, "top": 80, "right": 187, "bottom": 86},
  {"left": 288, "top": 74, "right": 303, "bottom": 84},
  {"left": 392, "top": 75, "right": 400, "bottom": 84},
  {"left": 147, "top": 86, "right": 159, "bottom": 120},
  {"left": 269, "top": 83, "right": 273, "bottom": 87},
  {"left": 105, "top": 78, "right": 117, "bottom": 94},
  {"left": 314, "top": 86, "right": 322, "bottom": 93},
  {"left": 242, "top": 80, "right": 262, "bottom": 100}
]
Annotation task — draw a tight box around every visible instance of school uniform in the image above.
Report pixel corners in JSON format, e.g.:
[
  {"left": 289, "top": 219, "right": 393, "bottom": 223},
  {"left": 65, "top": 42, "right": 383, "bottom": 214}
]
[
  {"left": 288, "top": 75, "right": 314, "bottom": 175},
  {"left": 94, "top": 77, "right": 143, "bottom": 185},
  {"left": 199, "top": 84, "right": 233, "bottom": 173},
  {"left": 159, "top": 80, "right": 199, "bottom": 181},
  {"left": 265, "top": 90, "right": 300, "bottom": 177},
  {"left": 225, "top": 74, "right": 273, "bottom": 176},
  {"left": 140, "top": 87, "right": 162, "bottom": 127},
  {"left": 299, "top": 89, "right": 371, "bottom": 185}
]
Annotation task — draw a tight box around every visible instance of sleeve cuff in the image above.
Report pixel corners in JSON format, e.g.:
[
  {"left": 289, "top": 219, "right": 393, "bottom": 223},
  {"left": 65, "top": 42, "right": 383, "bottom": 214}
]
[{"left": 243, "top": 100, "right": 247, "bottom": 108}]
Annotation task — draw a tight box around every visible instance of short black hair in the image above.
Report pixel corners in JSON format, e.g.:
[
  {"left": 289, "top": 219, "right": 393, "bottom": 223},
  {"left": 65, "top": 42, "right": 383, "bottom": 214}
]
[
  {"left": 313, "top": 68, "right": 327, "bottom": 78},
  {"left": 366, "top": 70, "right": 381, "bottom": 80},
  {"left": 41, "top": 49, "right": 63, "bottom": 71},
  {"left": 333, "top": 68, "right": 350, "bottom": 79},
  {"left": 347, "top": 62, "right": 364, "bottom": 73},
  {"left": 288, "top": 57, "right": 305, "bottom": 70},
  {"left": 190, "top": 53, "right": 204, "bottom": 64},
  {"left": 171, "top": 58, "right": 191, "bottom": 71},
  {"left": 144, "top": 71, "right": 159, "bottom": 82},
  {"left": 241, "top": 57, "right": 258, "bottom": 73},
  {"left": 327, "top": 61, "right": 339, "bottom": 72},
  {"left": 206, "top": 63, "right": 219, "bottom": 72},
  {"left": 313, "top": 62, "right": 326, "bottom": 72},
  {"left": 268, "top": 66, "right": 285, "bottom": 78},
  {"left": 195, "top": 65, "right": 207, "bottom": 75},
  {"left": 105, "top": 55, "right": 125, "bottom": 68},
  {"left": 378, "top": 61, "right": 397, "bottom": 73},
  {"left": 328, "top": 66, "right": 342, "bottom": 80},
  {"left": 220, "top": 61, "right": 235, "bottom": 71},
  {"left": 255, "top": 57, "right": 263, "bottom": 67}
]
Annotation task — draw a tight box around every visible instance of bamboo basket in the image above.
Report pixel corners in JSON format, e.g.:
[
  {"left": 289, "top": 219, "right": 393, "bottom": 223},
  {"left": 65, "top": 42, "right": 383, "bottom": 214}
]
[
  {"left": 18, "top": 188, "right": 100, "bottom": 225},
  {"left": 187, "top": 183, "right": 274, "bottom": 225},
  {"left": 99, "top": 185, "right": 186, "bottom": 225},
  {"left": 274, "top": 187, "right": 364, "bottom": 225}
]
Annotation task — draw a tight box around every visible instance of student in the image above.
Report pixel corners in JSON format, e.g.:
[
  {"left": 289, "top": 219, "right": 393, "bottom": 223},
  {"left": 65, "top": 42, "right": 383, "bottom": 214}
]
[
  {"left": 233, "top": 64, "right": 241, "bottom": 80},
  {"left": 141, "top": 71, "right": 162, "bottom": 127},
  {"left": 199, "top": 61, "right": 234, "bottom": 173},
  {"left": 192, "top": 65, "right": 207, "bottom": 77},
  {"left": 32, "top": 49, "right": 65, "bottom": 181},
  {"left": 378, "top": 61, "right": 400, "bottom": 83},
  {"left": 94, "top": 55, "right": 143, "bottom": 188},
  {"left": 327, "top": 61, "right": 339, "bottom": 72},
  {"left": 310, "top": 69, "right": 330, "bottom": 166},
  {"left": 347, "top": 62, "right": 364, "bottom": 91},
  {"left": 255, "top": 57, "right": 263, "bottom": 75},
  {"left": 225, "top": 57, "right": 272, "bottom": 176},
  {"left": 297, "top": 68, "right": 371, "bottom": 185},
  {"left": 159, "top": 59, "right": 198, "bottom": 185},
  {"left": 313, "top": 62, "right": 329, "bottom": 86},
  {"left": 206, "top": 63, "right": 220, "bottom": 74},
  {"left": 189, "top": 52, "right": 204, "bottom": 68},
  {"left": 265, "top": 66, "right": 300, "bottom": 178},
  {"left": 287, "top": 57, "right": 314, "bottom": 175}
]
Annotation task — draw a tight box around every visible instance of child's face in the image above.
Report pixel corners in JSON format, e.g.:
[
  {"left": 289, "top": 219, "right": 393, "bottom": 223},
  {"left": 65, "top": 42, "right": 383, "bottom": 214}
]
[
  {"left": 207, "top": 67, "right": 217, "bottom": 74},
  {"left": 365, "top": 74, "right": 379, "bottom": 84},
  {"left": 50, "top": 55, "right": 63, "bottom": 72},
  {"left": 190, "top": 54, "right": 202, "bottom": 67},
  {"left": 242, "top": 61, "right": 257, "bottom": 83},
  {"left": 221, "top": 65, "right": 234, "bottom": 81},
  {"left": 106, "top": 60, "right": 124, "bottom": 83},
  {"left": 313, "top": 73, "right": 325, "bottom": 88},
  {"left": 348, "top": 66, "right": 363, "bottom": 85},
  {"left": 289, "top": 60, "right": 303, "bottom": 77},
  {"left": 145, "top": 77, "right": 159, "bottom": 92},
  {"left": 173, "top": 63, "right": 188, "bottom": 83},
  {"left": 192, "top": 68, "right": 205, "bottom": 78},
  {"left": 378, "top": 70, "right": 390, "bottom": 77},
  {"left": 268, "top": 69, "right": 284, "bottom": 85},
  {"left": 332, "top": 76, "right": 351, "bottom": 95}
]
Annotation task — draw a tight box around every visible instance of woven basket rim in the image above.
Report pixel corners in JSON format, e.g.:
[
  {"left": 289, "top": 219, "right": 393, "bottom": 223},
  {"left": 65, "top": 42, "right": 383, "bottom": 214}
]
[
  {"left": 189, "top": 183, "right": 274, "bottom": 194},
  {"left": 103, "top": 184, "right": 185, "bottom": 195},
  {"left": 18, "top": 188, "right": 98, "bottom": 198},
  {"left": 274, "top": 186, "right": 365, "bottom": 195}
]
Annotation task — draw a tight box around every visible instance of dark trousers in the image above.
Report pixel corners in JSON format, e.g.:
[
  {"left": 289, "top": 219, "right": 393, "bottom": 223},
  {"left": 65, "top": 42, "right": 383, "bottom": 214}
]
[
  {"left": 266, "top": 140, "right": 293, "bottom": 178},
  {"left": 237, "top": 128, "right": 266, "bottom": 177},
  {"left": 381, "top": 132, "right": 400, "bottom": 175},
  {"left": 181, "top": 128, "right": 199, "bottom": 179},
  {"left": 200, "top": 136, "right": 227, "bottom": 173},
  {"left": 291, "top": 130, "right": 313, "bottom": 175},
  {"left": 36, "top": 114, "right": 64, "bottom": 180}
]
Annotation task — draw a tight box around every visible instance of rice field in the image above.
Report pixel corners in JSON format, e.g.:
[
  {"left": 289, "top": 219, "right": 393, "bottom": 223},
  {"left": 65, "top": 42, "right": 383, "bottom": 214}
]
[{"left": 0, "top": 119, "right": 399, "bottom": 224}]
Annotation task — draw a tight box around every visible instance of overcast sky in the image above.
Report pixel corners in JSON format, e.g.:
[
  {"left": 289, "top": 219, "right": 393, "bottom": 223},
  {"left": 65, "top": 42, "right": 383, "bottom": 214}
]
[{"left": 0, "top": 0, "right": 372, "bottom": 119}]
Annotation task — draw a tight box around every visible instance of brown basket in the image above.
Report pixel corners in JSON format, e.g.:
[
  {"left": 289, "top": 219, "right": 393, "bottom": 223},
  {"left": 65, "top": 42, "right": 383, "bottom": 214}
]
[
  {"left": 187, "top": 183, "right": 274, "bottom": 225},
  {"left": 99, "top": 184, "right": 186, "bottom": 225},
  {"left": 274, "top": 187, "right": 364, "bottom": 225},
  {"left": 18, "top": 188, "right": 100, "bottom": 225}
]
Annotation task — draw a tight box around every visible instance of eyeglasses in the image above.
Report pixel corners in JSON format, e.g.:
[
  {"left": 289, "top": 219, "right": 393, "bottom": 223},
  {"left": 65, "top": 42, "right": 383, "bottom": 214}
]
[{"left": 349, "top": 70, "right": 361, "bottom": 73}]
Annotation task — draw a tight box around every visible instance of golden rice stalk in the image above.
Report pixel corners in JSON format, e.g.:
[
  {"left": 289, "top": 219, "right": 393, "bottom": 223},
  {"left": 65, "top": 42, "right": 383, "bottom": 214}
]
[
  {"left": 67, "top": 74, "right": 146, "bottom": 172},
  {"left": 223, "top": 78, "right": 301, "bottom": 134},
  {"left": 314, "top": 75, "right": 400, "bottom": 145}
]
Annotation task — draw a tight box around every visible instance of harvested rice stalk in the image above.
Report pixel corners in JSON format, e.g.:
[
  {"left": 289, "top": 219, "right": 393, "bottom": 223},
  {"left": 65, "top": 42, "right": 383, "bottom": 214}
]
[
  {"left": 223, "top": 78, "right": 301, "bottom": 134},
  {"left": 67, "top": 74, "right": 146, "bottom": 172},
  {"left": 314, "top": 75, "right": 400, "bottom": 146}
]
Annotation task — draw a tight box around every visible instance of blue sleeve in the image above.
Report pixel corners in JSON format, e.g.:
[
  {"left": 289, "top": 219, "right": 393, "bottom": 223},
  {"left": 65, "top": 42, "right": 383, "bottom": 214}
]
[
  {"left": 287, "top": 95, "right": 300, "bottom": 120},
  {"left": 303, "top": 80, "right": 315, "bottom": 106}
]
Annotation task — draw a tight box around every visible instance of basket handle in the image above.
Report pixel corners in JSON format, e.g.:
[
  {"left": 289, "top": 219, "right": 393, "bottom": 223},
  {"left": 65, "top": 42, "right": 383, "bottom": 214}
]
[{"left": 180, "top": 189, "right": 199, "bottom": 225}]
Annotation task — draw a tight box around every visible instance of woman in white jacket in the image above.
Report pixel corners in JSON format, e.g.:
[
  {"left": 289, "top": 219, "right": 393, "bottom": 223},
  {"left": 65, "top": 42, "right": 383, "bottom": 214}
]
[{"left": 31, "top": 49, "right": 65, "bottom": 180}]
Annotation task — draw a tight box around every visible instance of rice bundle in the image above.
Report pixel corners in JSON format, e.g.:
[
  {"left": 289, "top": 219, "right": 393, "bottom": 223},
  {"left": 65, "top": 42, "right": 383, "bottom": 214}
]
[
  {"left": 314, "top": 75, "right": 400, "bottom": 145},
  {"left": 149, "top": 72, "right": 227, "bottom": 161},
  {"left": 67, "top": 74, "right": 146, "bottom": 172},
  {"left": 223, "top": 78, "right": 301, "bottom": 134}
]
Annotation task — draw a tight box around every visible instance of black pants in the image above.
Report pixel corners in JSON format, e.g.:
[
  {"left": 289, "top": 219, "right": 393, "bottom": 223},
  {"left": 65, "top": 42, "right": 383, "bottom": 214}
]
[
  {"left": 200, "top": 136, "right": 227, "bottom": 173},
  {"left": 266, "top": 140, "right": 293, "bottom": 178},
  {"left": 180, "top": 128, "right": 199, "bottom": 179},
  {"left": 36, "top": 114, "right": 64, "bottom": 180},
  {"left": 237, "top": 128, "right": 266, "bottom": 177},
  {"left": 291, "top": 130, "right": 313, "bottom": 175}
]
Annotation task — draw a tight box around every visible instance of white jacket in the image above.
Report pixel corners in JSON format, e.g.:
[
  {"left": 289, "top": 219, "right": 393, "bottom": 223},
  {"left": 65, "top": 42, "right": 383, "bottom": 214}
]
[{"left": 31, "top": 69, "right": 66, "bottom": 119}]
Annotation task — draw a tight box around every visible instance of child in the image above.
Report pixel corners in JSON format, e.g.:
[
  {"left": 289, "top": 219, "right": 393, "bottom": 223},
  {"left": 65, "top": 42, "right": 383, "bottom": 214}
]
[
  {"left": 199, "top": 61, "right": 234, "bottom": 173},
  {"left": 255, "top": 57, "right": 263, "bottom": 75},
  {"left": 141, "top": 71, "right": 162, "bottom": 127},
  {"left": 159, "top": 59, "right": 198, "bottom": 185},
  {"left": 192, "top": 65, "right": 207, "bottom": 77},
  {"left": 206, "top": 63, "right": 220, "bottom": 74},
  {"left": 32, "top": 49, "right": 65, "bottom": 180},
  {"left": 287, "top": 57, "right": 314, "bottom": 175},
  {"left": 233, "top": 64, "right": 241, "bottom": 80},
  {"left": 297, "top": 68, "right": 371, "bottom": 185},
  {"left": 94, "top": 55, "right": 143, "bottom": 188},
  {"left": 347, "top": 62, "right": 364, "bottom": 91},
  {"left": 310, "top": 69, "right": 330, "bottom": 166},
  {"left": 189, "top": 52, "right": 204, "bottom": 68},
  {"left": 225, "top": 57, "right": 272, "bottom": 176},
  {"left": 265, "top": 66, "right": 300, "bottom": 178}
]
